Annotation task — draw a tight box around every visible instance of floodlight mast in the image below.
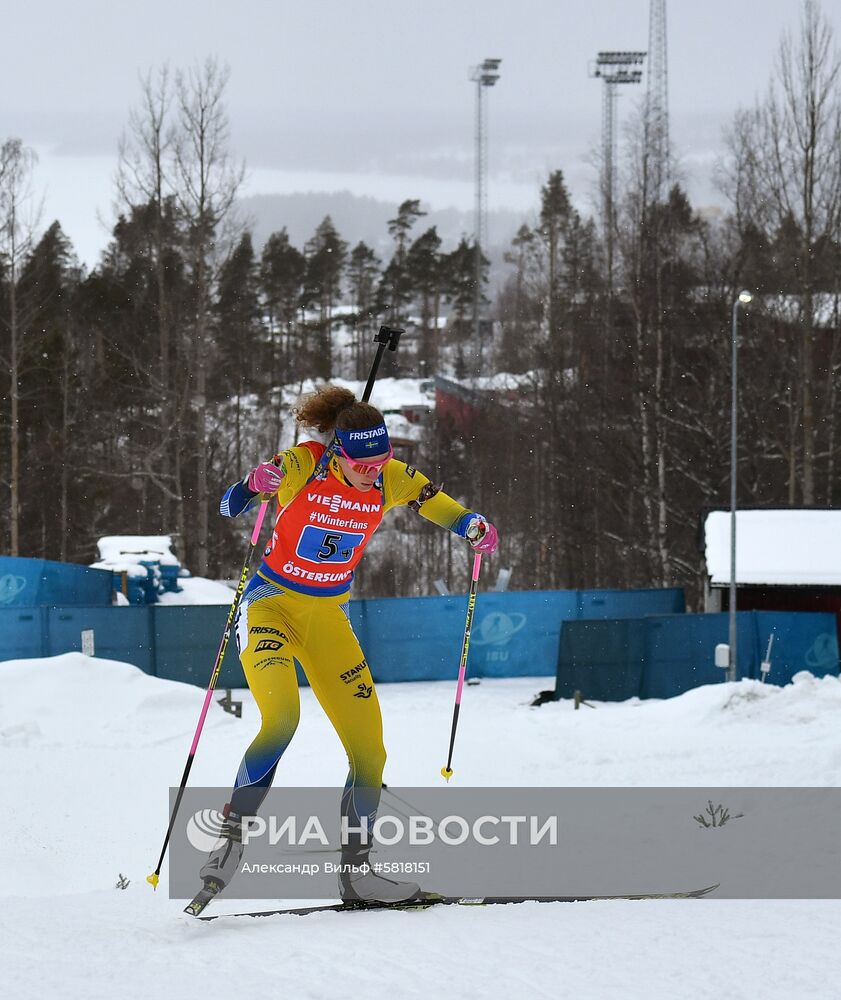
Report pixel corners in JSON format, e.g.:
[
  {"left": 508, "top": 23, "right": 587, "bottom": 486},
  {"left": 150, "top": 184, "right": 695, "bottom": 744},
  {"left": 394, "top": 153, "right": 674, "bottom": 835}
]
[
  {"left": 589, "top": 51, "right": 645, "bottom": 298},
  {"left": 646, "top": 0, "right": 670, "bottom": 199},
  {"left": 469, "top": 58, "right": 501, "bottom": 373}
]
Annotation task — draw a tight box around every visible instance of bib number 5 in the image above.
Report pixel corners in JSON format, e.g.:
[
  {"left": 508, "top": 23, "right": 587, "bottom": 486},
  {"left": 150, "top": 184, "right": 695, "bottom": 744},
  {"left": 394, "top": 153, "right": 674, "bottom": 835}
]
[
  {"left": 317, "top": 533, "right": 342, "bottom": 560},
  {"left": 296, "top": 526, "right": 366, "bottom": 565}
]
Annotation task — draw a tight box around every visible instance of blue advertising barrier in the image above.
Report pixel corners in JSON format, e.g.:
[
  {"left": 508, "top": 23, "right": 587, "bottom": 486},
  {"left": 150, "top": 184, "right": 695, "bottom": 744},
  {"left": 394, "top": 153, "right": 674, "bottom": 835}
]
[
  {"left": 153, "top": 606, "right": 242, "bottom": 688},
  {"left": 555, "top": 611, "right": 840, "bottom": 701},
  {"left": 353, "top": 587, "right": 685, "bottom": 683},
  {"left": 0, "top": 608, "right": 47, "bottom": 660},
  {"left": 0, "top": 557, "right": 112, "bottom": 608},
  {"left": 45, "top": 607, "right": 156, "bottom": 676},
  {"left": 0, "top": 586, "right": 686, "bottom": 687}
]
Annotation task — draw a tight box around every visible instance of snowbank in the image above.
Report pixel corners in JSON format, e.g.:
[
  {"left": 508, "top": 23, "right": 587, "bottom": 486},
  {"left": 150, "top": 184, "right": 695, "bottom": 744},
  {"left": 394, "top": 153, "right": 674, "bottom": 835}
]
[
  {"left": 3, "top": 656, "right": 841, "bottom": 999},
  {"left": 0, "top": 653, "right": 235, "bottom": 748}
]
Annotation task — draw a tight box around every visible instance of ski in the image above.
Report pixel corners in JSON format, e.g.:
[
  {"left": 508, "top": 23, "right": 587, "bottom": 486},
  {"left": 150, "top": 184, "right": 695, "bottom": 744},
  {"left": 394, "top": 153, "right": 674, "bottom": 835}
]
[
  {"left": 188, "top": 884, "right": 719, "bottom": 920},
  {"left": 184, "top": 879, "right": 223, "bottom": 917}
]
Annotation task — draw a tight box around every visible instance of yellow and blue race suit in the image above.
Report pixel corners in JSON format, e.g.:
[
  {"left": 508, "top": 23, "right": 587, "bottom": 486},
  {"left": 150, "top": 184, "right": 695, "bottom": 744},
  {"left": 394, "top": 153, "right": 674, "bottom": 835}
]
[{"left": 220, "top": 442, "right": 480, "bottom": 848}]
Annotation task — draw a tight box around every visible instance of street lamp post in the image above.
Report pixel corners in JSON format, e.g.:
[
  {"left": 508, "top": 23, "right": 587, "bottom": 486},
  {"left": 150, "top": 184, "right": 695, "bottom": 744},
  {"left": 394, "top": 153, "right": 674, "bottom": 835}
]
[
  {"left": 729, "top": 289, "right": 753, "bottom": 683},
  {"left": 469, "top": 57, "right": 501, "bottom": 373}
]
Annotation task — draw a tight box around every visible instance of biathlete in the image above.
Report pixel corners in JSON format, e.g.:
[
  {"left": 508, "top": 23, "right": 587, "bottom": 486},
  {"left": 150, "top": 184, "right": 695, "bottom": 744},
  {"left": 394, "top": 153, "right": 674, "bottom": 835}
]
[{"left": 200, "top": 385, "right": 498, "bottom": 904}]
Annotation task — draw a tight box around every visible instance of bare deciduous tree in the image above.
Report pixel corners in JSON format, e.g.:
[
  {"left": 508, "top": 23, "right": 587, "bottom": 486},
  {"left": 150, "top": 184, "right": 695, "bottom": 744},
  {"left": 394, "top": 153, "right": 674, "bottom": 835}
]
[
  {"left": 0, "top": 139, "right": 40, "bottom": 555},
  {"left": 724, "top": 0, "right": 841, "bottom": 502},
  {"left": 172, "top": 57, "right": 245, "bottom": 575},
  {"left": 116, "top": 65, "right": 184, "bottom": 532}
]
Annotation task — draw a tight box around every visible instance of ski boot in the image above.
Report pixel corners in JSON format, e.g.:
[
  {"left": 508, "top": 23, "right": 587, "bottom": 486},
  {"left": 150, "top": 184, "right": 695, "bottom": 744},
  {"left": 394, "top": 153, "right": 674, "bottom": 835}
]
[
  {"left": 185, "top": 805, "right": 245, "bottom": 916},
  {"left": 338, "top": 850, "right": 421, "bottom": 905}
]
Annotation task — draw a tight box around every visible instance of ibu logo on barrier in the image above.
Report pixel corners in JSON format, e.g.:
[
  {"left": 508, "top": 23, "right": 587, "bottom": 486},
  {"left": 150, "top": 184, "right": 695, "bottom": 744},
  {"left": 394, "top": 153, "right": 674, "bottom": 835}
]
[
  {"left": 472, "top": 611, "right": 528, "bottom": 664},
  {"left": 805, "top": 633, "right": 838, "bottom": 670},
  {"left": 0, "top": 575, "right": 27, "bottom": 604}
]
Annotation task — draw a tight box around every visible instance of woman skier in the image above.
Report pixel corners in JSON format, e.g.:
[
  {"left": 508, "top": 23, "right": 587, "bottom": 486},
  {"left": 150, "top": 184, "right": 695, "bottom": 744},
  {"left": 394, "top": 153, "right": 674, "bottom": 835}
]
[{"left": 199, "top": 384, "right": 498, "bottom": 905}]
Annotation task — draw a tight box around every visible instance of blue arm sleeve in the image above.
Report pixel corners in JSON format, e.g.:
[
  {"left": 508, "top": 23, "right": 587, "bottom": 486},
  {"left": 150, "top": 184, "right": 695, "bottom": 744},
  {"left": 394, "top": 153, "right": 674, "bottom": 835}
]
[
  {"left": 453, "top": 511, "right": 484, "bottom": 537},
  {"left": 220, "top": 479, "right": 259, "bottom": 518}
]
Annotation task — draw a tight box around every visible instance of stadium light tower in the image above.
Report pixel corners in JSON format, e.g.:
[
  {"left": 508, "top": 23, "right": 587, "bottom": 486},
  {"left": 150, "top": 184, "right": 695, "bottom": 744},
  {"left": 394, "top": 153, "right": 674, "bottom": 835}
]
[
  {"left": 469, "top": 57, "right": 501, "bottom": 371},
  {"left": 589, "top": 51, "right": 645, "bottom": 293},
  {"left": 646, "top": 0, "right": 670, "bottom": 200}
]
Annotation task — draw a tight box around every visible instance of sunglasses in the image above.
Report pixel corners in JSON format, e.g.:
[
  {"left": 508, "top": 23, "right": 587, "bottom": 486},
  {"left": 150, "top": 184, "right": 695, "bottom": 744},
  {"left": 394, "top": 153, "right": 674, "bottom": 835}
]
[{"left": 335, "top": 441, "right": 394, "bottom": 476}]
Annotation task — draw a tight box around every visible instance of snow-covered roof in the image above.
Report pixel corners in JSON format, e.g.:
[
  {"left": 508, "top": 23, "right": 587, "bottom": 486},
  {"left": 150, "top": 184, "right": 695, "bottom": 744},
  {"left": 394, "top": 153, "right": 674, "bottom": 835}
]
[
  {"left": 282, "top": 377, "right": 434, "bottom": 413},
  {"left": 761, "top": 293, "right": 839, "bottom": 329},
  {"left": 404, "top": 315, "right": 448, "bottom": 330},
  {"left": 705, "top": 509, "right": 841, "bottom": 586},
  {"left": 96, "top": 536, "right": 180, "bottom": 566},
  {"left": 687, "top": 291, "right": 840, "bottom": 328},
  {"left": 435, "top": 372, "right": 539, "bottom": 394},
  {"left": 384, "top": 413, "right": 423, "bottom": 442}
]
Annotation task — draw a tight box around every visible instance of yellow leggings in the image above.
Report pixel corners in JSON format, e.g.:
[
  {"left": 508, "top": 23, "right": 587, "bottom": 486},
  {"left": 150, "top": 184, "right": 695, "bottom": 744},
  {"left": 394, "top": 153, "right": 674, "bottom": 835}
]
[{"left": 229, "top": 575, "right": 384, "bottom": 852}]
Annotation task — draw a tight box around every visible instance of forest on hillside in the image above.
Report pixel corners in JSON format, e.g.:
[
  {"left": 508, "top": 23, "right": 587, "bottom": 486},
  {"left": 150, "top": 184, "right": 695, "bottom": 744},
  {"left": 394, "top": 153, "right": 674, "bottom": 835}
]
[{"left": 1, "top": 2, "right": 840, "bottom": 606}]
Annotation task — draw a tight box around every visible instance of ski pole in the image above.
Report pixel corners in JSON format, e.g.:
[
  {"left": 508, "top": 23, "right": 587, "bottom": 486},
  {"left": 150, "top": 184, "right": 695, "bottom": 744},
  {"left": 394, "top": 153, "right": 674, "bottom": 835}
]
[
  {"left": 147, "top": 500, "right": 269, "bottom": 889},
  {"left": 364, "top": 324, "right": 403, "bottom": 400},
  {"left": 441, "top": 552, "right": 482, "bottom": 782}
]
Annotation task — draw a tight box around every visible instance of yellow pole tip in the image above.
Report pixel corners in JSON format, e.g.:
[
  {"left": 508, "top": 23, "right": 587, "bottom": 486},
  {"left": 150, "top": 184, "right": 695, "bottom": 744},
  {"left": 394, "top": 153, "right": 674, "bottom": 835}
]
[
  {"left": 440, "top": 766, "right": 453, "bottom": 781},
  {"left": 147, "top": 872, "right": 160, "bottom": 890}
]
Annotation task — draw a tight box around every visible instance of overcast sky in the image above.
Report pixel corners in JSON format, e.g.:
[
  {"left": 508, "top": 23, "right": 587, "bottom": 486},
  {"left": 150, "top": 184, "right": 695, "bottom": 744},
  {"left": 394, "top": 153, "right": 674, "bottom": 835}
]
[{"left": 3, "top": 0, "right": 838, "bottom": 266}]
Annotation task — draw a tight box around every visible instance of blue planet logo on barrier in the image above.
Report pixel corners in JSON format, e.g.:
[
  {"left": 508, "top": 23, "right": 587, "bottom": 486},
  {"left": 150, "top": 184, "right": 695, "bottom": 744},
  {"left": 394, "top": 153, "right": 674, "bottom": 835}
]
[
  {"left": 0, "top": 575, "right": 26, "bottom": 605},
  {"left": 472, "top": 611, "right": 527, "bottom": 647},
  {"left": 805, "top": 633, "right": 838, "bottom": 670}
]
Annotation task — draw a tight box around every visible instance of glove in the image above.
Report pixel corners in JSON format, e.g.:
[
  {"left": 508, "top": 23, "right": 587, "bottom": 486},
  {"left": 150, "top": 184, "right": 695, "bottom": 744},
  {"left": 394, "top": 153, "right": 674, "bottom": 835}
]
[
  {"left": 466, "top": 515, "right": 499, "bottom": 555},
  {"left": 246, "top": 461, "right": 284, "bottom": 494}
]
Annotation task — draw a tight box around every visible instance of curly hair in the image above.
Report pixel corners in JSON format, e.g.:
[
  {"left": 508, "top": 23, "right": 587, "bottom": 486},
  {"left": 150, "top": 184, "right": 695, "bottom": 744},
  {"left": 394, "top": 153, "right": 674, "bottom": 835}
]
[{"left": 294, "top": 385, "right": 384, "bottom": 434}]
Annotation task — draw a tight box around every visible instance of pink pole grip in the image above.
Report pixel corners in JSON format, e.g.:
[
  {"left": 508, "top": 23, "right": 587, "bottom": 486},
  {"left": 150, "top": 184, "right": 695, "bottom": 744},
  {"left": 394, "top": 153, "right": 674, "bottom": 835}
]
[{"left": 250, "top": 499, "right": 269, "bottom": 545}]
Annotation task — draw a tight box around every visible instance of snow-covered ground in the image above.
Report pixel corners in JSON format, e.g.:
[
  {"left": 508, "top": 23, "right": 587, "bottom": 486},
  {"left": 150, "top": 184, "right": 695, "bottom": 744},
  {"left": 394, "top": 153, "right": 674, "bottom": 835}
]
[{"left": 3, "top": 653, "right": 840, "bottom": 999}]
